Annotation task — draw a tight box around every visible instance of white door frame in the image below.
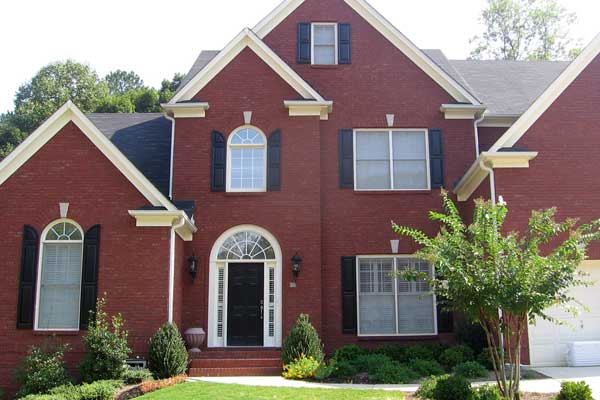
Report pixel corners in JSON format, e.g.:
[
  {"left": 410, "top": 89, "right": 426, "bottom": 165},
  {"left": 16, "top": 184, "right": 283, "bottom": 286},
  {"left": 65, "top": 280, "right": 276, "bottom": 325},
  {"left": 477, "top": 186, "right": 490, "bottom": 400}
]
[{"left": 207, "top": 225, "right": 283, "bottom": 348}]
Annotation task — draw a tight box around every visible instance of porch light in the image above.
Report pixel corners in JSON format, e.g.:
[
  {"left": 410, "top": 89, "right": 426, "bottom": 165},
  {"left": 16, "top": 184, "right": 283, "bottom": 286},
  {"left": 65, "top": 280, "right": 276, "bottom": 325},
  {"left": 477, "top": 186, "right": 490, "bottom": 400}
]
[
  {"left": 291, "top": 252, "right": 302, "bottom": 281},
  {"left": 188, "top": 254, "right": 199, "bottom": 280}
]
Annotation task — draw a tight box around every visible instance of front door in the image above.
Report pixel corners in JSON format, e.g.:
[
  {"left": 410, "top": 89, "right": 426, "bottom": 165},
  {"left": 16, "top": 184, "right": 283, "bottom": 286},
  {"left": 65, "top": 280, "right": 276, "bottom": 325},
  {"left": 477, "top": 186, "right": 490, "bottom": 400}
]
[{"left": 227, "top": 263, "right": 264, "bottom": 346}]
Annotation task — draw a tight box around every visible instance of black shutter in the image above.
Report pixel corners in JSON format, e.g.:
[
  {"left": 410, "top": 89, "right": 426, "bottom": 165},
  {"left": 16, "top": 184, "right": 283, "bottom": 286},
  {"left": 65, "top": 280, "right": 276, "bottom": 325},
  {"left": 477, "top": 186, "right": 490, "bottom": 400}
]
[
  {"left": 339, "top": 129, "right": 354, "bottom": 189},
  {"left": 338, "top": 23, "right": 352, "bottom": 64},
  {"left": 17, "top": 225, "right": 39, "bottom": 329},
  {"left": 267, "top": 129, "right": 282, "bottom": 191},
  {"left": 211, "top": 131, "right": 226, "bottom": 192},
  {"left": 429, "top": 129, "right": 445, "bottom": 189},
  {"left": 80, "top": 225, "right": 101, "bottom": 330},
  {"left": 297, "top": 23, "right": 312, "bottom": 64},
  {"left": 341, "top": 256, "right": 357, "bottom": 334}
]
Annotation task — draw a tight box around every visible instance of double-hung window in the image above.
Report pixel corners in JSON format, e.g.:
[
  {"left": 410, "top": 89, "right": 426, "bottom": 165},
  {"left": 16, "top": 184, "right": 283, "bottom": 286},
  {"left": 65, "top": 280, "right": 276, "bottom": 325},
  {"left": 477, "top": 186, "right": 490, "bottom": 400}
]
[
  {"left": 354, "top": 129, "right": 430, "bottom": 190},
  {"left": 357, "top": 256, "right": 436, "bottom": 336},
  {"left": 312, "top": 23, "right": 337, "bottom": 65},
  {"left": 227, "top": 126, "right": 267, "bottom": 192}
]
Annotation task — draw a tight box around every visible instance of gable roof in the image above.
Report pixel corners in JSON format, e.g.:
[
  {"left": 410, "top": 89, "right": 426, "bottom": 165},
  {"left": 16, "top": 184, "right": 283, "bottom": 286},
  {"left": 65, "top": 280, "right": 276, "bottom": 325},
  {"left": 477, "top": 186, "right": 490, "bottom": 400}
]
[
  {"left": 0, "top": 102, "right": 177, "bottom": 211},
  {"left": 489, "top": 33, "right": 600, "bottom": 151},
  {"left": 252, "top": 0, "right": 480, "bottom": 105},
  {"left": 87, "top": 113, "right": 172, "bottom": 196},
  {"left": 170, "top": 28, "right": 327, "bottom": 104},
  {"left": 175, "top": 50, "right": 220, "bottom": 97}
]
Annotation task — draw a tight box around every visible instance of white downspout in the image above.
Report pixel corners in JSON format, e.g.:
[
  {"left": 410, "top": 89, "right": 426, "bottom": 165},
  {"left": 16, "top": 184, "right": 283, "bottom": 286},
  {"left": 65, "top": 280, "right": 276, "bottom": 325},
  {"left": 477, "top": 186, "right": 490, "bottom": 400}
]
[
  {"left": 165, "top": 114, "right": 176, "bottom": 200},
  {"left": 474, "top": 112, "right": 486, "bottom": 159},
  {"left": 479, "top": 159, "right": 496, "bottom": 206},
  {"left": 168, "top": 216, "right": 186, "bottom": 323}
]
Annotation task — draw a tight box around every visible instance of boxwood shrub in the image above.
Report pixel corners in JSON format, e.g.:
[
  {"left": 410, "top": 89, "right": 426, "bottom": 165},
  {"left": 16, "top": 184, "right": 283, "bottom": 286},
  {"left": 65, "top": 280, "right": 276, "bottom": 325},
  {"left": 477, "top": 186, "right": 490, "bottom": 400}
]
[
  {"left": 439, "top": 345, "right": 475, "bottom": 369},
  {"left": 410, "top": 359, "right": 445, "bottom": 377},
  {"left": 332, "top": 344, "right": 369, "bottom": 363},
  {"left": 453, "top": 361, "right": 488, "bottom": 378},
  {"left": 372, "top": 363, "right": 419, "bottom": 384}
]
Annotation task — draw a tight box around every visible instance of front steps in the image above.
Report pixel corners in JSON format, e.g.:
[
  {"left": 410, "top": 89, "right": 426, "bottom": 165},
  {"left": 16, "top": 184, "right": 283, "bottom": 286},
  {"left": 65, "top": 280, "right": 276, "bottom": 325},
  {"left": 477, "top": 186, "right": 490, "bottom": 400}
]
[{"left": 189, "top": 348, "right": 282, "bottom": 377}]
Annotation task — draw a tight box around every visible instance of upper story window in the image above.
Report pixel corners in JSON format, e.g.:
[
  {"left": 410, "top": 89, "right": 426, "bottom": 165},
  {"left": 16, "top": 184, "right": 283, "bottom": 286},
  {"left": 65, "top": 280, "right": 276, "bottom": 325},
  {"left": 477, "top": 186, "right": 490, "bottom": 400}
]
[
  {"left": 354, "top": 129, "right": 430, "bottom": 191},
  {"left": 227, "top": 126, "right": 267, "bottom": 192},
  {"left": 312, "top": 23, "right": 338, "bottom": 65},
  {"left": 36, "top": 220, "right": 84, "bottom": 330}
]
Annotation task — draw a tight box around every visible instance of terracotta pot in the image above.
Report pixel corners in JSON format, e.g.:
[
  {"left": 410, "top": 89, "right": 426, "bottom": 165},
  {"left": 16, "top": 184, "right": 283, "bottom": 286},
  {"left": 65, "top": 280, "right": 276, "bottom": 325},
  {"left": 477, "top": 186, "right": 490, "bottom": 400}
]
[{"left": 184, "top": 327, "right": 206, "bottom": 353}]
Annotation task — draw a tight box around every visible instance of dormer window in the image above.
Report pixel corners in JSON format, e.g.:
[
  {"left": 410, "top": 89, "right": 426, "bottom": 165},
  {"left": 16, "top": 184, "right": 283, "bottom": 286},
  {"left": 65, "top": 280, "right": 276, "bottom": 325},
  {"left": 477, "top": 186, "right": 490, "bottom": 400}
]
[
  {"left": 298, "top": 23, "right": 352, "bottom": 65},
  {"left": 312, "top": 23, "right": 337, "bottom": 65}
]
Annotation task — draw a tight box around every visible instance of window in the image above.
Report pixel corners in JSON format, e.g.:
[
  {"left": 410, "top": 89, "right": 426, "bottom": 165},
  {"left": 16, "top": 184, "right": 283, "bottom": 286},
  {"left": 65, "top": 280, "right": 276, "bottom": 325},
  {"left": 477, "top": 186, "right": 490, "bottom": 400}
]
[
  {"left": 36, "top": 220, "right": 84, "bottom": 330},
  {"left": 312, "top": 23, "right": 337, "bottom": 65},
  {"left": 354, "top": 129, "right": 430, "bottom": 190},
  {"left": 227, "top": 126, "right": 267, "bottom": 192},
  {"left": 357, "top": 257, "right": 436, "bottom": 336}
]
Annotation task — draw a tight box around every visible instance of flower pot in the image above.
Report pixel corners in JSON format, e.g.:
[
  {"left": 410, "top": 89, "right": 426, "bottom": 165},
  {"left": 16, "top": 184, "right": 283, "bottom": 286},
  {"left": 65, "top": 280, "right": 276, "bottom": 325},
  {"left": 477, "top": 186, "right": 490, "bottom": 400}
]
[{"left": 184, "top": 327, "right": 206, "bottom": 353}]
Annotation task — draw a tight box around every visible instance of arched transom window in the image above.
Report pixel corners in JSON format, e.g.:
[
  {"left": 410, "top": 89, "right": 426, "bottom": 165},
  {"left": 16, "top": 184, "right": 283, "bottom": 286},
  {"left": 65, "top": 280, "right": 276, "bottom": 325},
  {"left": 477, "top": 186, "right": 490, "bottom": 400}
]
[
  {"left": 36, "top": 220, "right": 84, "bottom": 330},
  {"left": 217, "top": 231, "right": 275, "bottom": 260},
  {"left": 227, "top": 126, "right": 267, "bottom": 192}
]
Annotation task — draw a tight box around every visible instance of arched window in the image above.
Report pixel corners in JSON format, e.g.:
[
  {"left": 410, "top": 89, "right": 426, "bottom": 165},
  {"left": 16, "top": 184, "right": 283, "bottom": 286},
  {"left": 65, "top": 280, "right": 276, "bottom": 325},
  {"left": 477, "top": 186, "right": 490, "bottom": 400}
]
[
  {"left": 227, "top": 126, "right": 267, "bottom": 192},
  {"left": 36, "top": 220, "right": 84, "bottom": 330},
  {"left": 217, "top": 231, "right": 276, "bottom": 260}
]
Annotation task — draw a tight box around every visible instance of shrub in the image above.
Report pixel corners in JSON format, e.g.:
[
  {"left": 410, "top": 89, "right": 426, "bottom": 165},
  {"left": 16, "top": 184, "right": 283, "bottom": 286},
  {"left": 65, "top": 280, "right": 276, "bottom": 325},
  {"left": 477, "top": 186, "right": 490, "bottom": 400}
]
[
  {"left": 281, "top": 314, "right": 324, "bottom": 365},
  {"left": 439, "top": 345, "right": 475, "bottom": 369},
  {"left": 139, "top": 375, "right": 187, "bottom": 395},
  {"left": 41, "top": 380, "right": 124, "bottom": 400},
  {"left": 410, "top": 359, "right": 445, "bottom": 377},
  {"left": 333, "top": 344, "right": 369, "bottom": 362},
  {"left": 16, "top": 342, "right": 72, "bottom": 397},
  {"left": 556, "top": 381, "right": 593, "bottom": 400},
  {"left": 0, "top": 388, "right": 5, "bottom": 400},
  {"left": 431, "top": 375, "right": 473, "bottom": 400},
  {"left": 453, "top": 361, "right": 489, "bottom": 378},
  {"left": 405, "top": 344, "right": 437, "bottom": 362},
  {"left": 148, "top": 323, "right": 189, "bottom": 379},
  {"left": 80, "top": 298, "right": 131, "bottom": 382},
  {"left": 314, "top": 361, "right": 336, "bottom": 381},
  {"left": 415, "top": 375, "right": 448, "bottom": 400},
  {"left": 456, "top": 320, "right": 487, "bottom": 355},
  {"left": 352, "top": 353, "right": 394, "bottom": 375},
  {"left": 373, "top": 344, "right": 406, "bottom": 362},
  {"left": 282, "top": 354, "right": 321, "bottom": 380},
  {"left": 330, "top": 360, "right": 358, "bottom": 379},
  {"left": 372, "top": 363, "right": 419, "bottom": 384},
  {"left": 122, "top": 367, "right": 154, "bottom": 384},
  {"left": 472, "top": 384, "right": 506, "bottom": 400},
  {"left": 477, "top": 348, "right": 495, "bottom": 370}
]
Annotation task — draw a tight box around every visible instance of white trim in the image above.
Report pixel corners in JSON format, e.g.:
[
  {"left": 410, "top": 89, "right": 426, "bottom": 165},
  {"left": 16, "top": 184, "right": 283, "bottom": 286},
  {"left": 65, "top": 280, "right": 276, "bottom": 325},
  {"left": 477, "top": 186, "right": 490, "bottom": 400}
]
[
  {"left": 34, "top": 219, "right": 84, "bottom": 332},
  {"left": 355, "top": 255, "right": 438, "bottom": 337},
  {"left": 252, "top": 0, "right": 480, "bottom": 105},
  {"left": 162, "top": 102, "right": 210, "bottom": 119},
  {"left": 0, "top": 101, "right": 178, "bottom": 212},
  {"left": 489, "top": 33, "right": 600, "bottom": 151},
  {"left": 440, "top": 104, "right": 487, "bottom": 120},
  {"left": 208, "top": 225, "right": 283, "bottom": 348},
  {"left": 311, "top": 22, "right": 338, "bottom": 65},
  {"left": 479, "top": 115, "right": 520, "bottom": 128},
  {"left": 353, "top": 128, "right": 431, "bottom": 191},
  {"left": 226, "top": 125, "right": 268, "bottom": 193},
  {"left": 128, "top": 210, "right": 197, "bottom": 241},
  {"left": 454, "top": 151, "right": 539, "bottom": 202},
  {"left": 170, "top": 28, "right": 328, "bottom": 106},
  {"left": 283, "top": 100, "right": 333, "bottom": 120}
]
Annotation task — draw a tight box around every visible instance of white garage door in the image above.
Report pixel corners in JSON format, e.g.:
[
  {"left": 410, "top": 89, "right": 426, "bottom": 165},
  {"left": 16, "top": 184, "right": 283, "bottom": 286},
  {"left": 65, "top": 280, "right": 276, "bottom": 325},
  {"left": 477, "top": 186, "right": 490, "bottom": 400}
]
[{"left": 529, "top": 261, "right": 600, "bottom": 366}]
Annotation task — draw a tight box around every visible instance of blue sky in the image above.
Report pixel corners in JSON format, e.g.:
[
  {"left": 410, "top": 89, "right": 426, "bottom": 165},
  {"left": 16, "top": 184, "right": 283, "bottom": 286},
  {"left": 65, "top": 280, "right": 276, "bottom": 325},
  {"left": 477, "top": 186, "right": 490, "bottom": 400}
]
[{"left": 1, "top": 0, "right": 598, "bottom": 113}]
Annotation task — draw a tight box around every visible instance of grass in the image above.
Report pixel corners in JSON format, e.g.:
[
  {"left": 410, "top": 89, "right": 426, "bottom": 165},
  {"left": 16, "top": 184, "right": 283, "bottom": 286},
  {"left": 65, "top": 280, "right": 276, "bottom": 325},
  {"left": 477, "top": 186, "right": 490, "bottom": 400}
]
[{"left": 138, "top": 381, "right": 406, "bottom": 400}]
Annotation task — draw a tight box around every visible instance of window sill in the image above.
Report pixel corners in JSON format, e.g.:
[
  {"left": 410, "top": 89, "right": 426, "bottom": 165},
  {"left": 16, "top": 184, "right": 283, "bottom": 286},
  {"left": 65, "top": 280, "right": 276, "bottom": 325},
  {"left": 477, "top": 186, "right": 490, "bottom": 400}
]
[
  {"left": 34, "top": 330, "right": 81, "bottom": 336},
  {"left": 310, "top": 64, "right": 340, "bottom": 69},
  {"left": 223, "top": 192, "right": 268, "bottom": 197},
  {"left": 353, "top": 190, "right": 433, "bottom": 195},
  {"left": 357, "top": 335, "right": 439, "bottom": 341}
]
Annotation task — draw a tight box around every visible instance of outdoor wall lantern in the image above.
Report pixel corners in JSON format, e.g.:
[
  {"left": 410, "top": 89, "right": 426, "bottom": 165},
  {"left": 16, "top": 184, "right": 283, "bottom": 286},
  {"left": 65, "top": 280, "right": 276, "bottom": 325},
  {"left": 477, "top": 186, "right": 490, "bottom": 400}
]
[
  {"left": 188, "top": 254, "right": 199, "bottom": 280},
  {"left": 291, "top": 252, "right": 303, "bottom": 281}
]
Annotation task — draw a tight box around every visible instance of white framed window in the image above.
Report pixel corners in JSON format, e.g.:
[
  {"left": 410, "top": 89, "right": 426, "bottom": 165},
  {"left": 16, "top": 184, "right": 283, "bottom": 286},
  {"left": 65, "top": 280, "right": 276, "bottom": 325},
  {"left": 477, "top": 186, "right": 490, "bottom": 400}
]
[
  {"left": 357, "top": 256, "right": 437, "bottom": 336},
  {"left": 312, "top": 23, "right": 337, "bottom": 65},
  {"left": 227, "top": 126, "right": 267, "bottom": 192},
  {"left": 354, "top": 129, "right": 430, "bottom": 191},
  {"left": 35, "top": 220, "right": 84, "bottom": 331}
]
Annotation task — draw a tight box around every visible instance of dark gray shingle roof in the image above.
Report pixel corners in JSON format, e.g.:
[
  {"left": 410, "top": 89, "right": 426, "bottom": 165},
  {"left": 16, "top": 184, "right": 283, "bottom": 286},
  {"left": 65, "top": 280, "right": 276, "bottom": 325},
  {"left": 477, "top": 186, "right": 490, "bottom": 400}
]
[
  {"left": 86, "top": 113, "right": 172, "bottom": 196},
  {"left": 175, "top": 50, "right": 220, "bottom": 97}
]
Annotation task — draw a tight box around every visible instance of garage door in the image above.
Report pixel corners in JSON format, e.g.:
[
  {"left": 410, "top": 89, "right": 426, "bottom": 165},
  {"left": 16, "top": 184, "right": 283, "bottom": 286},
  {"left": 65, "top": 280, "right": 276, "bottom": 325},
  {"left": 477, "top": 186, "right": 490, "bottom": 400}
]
[{"left": 528, "top": 261, "right": 600, "bottom": 366}]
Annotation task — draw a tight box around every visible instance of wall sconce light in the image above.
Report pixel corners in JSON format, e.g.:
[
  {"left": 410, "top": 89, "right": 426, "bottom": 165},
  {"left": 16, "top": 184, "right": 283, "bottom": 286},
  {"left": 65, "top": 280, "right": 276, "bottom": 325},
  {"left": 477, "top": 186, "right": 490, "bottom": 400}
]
[
  {"left": 390, "top": 239, "right": 400, "bottom": 254},
  {"left": 291, "top": 252, "right": 303, "bottom": 282},
  {"left": 188, "top": 254, "right": 199, "bottom": 280}
]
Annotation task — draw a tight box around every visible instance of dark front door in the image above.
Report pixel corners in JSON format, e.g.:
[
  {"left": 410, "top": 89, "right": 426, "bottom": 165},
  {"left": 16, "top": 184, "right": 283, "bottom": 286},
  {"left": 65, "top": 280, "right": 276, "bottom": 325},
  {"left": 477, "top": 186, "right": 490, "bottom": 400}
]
[{"left": 227, "top": 263, "right": 264, "bottom": 346}]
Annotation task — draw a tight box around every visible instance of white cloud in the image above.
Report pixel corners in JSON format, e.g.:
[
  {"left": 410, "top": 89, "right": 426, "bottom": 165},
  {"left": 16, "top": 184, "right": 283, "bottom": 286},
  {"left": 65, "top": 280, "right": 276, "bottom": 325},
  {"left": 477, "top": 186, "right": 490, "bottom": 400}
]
[{"left": 0, "top": 0, "right": 598, "bottom": 113}]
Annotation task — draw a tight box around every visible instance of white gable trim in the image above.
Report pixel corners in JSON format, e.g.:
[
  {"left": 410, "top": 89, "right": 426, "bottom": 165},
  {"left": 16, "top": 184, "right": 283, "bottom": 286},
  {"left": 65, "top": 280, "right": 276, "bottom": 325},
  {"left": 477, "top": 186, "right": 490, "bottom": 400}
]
[
  {"left": 489, "top": 33, "right": 600, "bottom": 152},
  {"left": 252, "top": 0, "right": 480, "bottom": 105},
  {"left": 0, "top": 101, "right": 178, "bottom": 212},
  {"left": 170, "top": 28, "right": 327, "bottom": 104}
]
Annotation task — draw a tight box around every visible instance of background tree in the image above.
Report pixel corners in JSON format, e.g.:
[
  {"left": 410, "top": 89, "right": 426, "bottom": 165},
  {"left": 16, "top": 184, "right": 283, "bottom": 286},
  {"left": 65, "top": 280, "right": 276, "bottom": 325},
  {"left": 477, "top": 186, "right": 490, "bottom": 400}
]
[
  {"left": 471, "top": 0, "right": 580, "bottom": 60},
  {"left": 159, "top": 73, "right": 185, "bottom": 104},
  {"left": 393, "top": 192, "right": 600, "bottom": 400},
  {"left": 104, "top": 70, "right": 144, "bottom": 95}
]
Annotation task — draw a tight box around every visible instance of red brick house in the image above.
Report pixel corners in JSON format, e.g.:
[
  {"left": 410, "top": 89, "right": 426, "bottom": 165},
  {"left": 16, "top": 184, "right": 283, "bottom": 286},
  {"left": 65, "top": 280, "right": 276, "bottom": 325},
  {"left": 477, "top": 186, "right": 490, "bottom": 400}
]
[{"left": 1, "top": 0, "right": 600, "bottom": 388}]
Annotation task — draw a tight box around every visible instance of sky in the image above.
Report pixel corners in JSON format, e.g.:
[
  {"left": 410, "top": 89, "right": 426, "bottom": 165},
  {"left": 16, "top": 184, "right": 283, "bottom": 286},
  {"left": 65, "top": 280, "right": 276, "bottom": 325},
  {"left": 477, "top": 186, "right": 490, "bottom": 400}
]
[{"left": 0, "top": 0, "right": 598, "bottom": 114}]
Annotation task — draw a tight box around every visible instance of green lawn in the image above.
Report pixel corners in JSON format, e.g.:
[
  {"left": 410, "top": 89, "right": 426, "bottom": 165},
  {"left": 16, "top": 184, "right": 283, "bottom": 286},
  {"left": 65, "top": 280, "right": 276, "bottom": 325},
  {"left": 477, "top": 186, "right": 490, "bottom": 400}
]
[{"left": 139, "top": 382, "right": 406, "bottom": 400}]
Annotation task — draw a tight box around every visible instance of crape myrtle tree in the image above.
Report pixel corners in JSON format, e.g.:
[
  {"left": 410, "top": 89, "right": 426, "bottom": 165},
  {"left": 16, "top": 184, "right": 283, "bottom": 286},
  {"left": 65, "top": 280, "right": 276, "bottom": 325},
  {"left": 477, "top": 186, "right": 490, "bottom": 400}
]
[{"left": 393, "top": 191, "right": 600, "bottom": 400}]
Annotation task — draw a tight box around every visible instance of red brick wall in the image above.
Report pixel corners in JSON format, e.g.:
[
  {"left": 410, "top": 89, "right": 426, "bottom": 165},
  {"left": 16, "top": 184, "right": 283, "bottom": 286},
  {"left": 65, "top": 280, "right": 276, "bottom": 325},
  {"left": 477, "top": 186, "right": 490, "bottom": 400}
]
[
  {"left": 479, "top": 127, "right": 507, "bottom": 152},
  {"left": 0, "top": 122, "right": 171, "bottom": 392}
]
